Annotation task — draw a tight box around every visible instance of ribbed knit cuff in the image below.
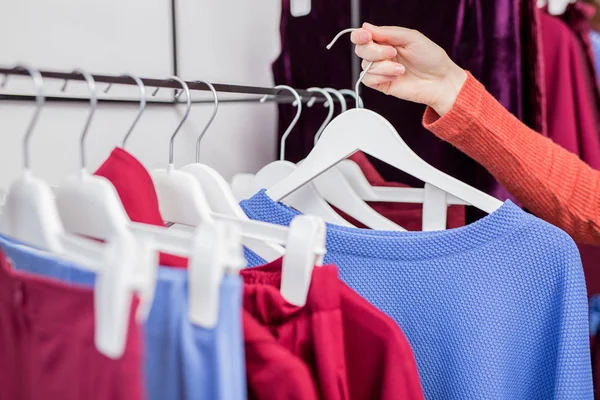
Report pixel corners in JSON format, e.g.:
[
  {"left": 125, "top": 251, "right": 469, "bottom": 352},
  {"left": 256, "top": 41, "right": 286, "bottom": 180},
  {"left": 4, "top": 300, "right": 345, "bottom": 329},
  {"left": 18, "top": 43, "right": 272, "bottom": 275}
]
[{"left": 422, "top": 72, "right": 485, "bottom": 142}]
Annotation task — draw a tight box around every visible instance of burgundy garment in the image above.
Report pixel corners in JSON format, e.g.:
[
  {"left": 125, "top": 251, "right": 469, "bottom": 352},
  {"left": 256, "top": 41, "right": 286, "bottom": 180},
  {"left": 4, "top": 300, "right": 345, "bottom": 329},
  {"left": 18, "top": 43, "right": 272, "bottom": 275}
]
[
  {"left": 243, "top": 311, "right": 319, "bottom": 400},
  {"left": 0, "top": 250, "right": 145, "bottom": 400},
  {"left": 541, "top": 13, "right": 600, "bottom": 169},
  {"left": 273, "top": 0, "right": 542, "bottom": 211},
  {"left": 241, "top": 259, "right": 425, "bottom": 400},
  {"left": 94, "top": 147, "right": 188, "bottom": 268},
  {"left": 337, "top": 153, "right": 466, "bottom": 230}
]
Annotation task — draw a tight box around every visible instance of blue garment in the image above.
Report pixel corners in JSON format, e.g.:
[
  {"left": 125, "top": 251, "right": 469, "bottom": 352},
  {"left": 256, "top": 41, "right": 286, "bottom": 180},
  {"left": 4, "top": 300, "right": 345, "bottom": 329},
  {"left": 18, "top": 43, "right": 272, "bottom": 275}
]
[
  {"left": 590, "top": 31, "right": 600, "bottom": 85},
  {"left": 0, "top": 235, "right": 247, "bottom": 400},
  {"left": 240, "top": 190, "right": 592, "bottom": 399}
]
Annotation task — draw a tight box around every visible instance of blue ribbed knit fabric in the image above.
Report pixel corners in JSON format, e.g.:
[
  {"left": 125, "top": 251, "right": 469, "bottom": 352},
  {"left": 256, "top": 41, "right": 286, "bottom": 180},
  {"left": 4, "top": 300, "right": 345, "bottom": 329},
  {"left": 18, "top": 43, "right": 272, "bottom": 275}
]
[{"left": 241, "top": 190, "right": 593, "bottom": 399}]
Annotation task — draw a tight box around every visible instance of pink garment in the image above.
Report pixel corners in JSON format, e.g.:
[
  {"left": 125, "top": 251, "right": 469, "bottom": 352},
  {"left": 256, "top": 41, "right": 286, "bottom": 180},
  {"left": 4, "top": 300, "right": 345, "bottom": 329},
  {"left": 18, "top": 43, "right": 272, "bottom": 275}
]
[{"left": 541, "top": 12, "right": 600, "bottom": 169}]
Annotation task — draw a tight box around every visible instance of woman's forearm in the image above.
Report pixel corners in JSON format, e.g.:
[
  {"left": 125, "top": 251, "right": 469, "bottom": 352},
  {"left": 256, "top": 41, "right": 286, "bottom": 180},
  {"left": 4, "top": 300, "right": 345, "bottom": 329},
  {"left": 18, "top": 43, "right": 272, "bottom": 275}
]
[{"left": 423, "top": 72, "right": 600, "bottom": 245}]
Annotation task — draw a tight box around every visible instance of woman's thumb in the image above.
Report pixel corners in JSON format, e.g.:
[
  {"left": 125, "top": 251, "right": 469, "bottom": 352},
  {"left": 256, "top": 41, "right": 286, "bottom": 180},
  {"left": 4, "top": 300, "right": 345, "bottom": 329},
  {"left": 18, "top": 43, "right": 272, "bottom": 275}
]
[{"left": 362, "top": 22, "right": 418, "bottom": 47}]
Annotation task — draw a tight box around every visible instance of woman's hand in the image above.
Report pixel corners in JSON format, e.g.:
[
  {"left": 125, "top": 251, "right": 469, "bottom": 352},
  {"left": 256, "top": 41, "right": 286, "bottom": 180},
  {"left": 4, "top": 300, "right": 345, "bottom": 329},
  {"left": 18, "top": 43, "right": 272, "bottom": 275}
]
[{"left": 351, "top": 23, "right": 467, "bottom": 116}]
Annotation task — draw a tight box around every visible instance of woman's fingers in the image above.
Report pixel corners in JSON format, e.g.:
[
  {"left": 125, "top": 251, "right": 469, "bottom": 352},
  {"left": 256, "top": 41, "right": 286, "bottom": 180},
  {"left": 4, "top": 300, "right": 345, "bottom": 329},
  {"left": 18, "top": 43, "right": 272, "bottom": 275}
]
[
  {"left": 362, "top": 60, "right": 405, "bottom": 76},
  {"left": 362, "top": 23, "right": 422, "bottom": 47},
  {"left": 354, "top": 41, "right": 397, "bottom": 62},
  {"left": 350, "top": 28, "right": 372, "bottom": 45},
  {"left": 360, "top": 73, "right": 396, "bottom": 89}
]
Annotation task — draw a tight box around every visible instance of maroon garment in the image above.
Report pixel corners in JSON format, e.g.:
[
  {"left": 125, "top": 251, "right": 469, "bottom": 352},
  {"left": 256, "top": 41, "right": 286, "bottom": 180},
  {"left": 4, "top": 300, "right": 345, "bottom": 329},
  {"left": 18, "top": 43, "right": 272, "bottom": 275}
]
[
  {"left": 337, "top": 153, "right": 466, "bottom": 230},
  {"left": 541, "top": 12, "right": 600, "bottom": 169},
  {"left": 273, "top": 0, "right": 543, "bottom": 211},
  {"left": 243, "top": 311, "right": 319, "bottom": 400},
  {"left": 241, "top": 259, "right": 425, "bottom": 400},
  {"left": 241, "top": 261, "right": 351, "bottom": 400},
  {"left": 0, "top": 250, "right": 145, "bottom": 400},
  {"left": 94, "top": 147, "right": 188, "bottom": 269}
]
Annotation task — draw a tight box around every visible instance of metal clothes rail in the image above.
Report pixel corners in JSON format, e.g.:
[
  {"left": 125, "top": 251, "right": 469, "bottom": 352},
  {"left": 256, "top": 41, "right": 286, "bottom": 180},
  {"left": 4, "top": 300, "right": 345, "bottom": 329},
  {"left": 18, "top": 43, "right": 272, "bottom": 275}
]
[{"left": 0, "top": 67, "right": 332, "bottom": 105}]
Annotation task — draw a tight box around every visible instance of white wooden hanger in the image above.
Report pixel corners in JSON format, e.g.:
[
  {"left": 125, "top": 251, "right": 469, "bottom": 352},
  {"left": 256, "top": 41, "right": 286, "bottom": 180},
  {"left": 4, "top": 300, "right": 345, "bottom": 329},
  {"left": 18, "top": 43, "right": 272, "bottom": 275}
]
[
  {"left": 266, "top": 29, "right": 504, "bottom": 215},
  {"left": 0, "top": 66, "right": 153, "bottom": 359},
  {"left": 180, "top": 80, "right": 285, "bottom": 261},
  {"left": 250, "top": 86, "right": 353, "bottom": 226},
  {"left": 306, "top": 87, "right": 404, "bottom": 230}
]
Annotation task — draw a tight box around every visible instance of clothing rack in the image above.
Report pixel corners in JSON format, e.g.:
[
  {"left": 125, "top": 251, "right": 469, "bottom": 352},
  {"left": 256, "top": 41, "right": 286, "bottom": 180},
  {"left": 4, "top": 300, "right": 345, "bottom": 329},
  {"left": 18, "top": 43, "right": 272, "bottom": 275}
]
[{"left": 0, "top": 67, "right": 333, "bottom": 105}]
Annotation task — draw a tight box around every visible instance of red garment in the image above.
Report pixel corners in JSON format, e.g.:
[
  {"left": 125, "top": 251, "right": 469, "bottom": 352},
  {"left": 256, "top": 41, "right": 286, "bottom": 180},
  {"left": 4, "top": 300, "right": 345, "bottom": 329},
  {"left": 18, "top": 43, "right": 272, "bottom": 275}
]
[
  {"left": 341, "top": 152, "right": 466, "bottom": 230},
  {"left": 541, "top": 12, "right": 600, "bottom": 169},
  {"left": 94, "top": 147, "right": 187, "bottom": 268},
  {"left": 241, "top": 259, "right": 425, "bottom": 400},
  {"left": 243, "top": 311, "right": 319, "bottom": 400},
  {"left": 0, "top": 250, "right": 145, "bottom": 400}
]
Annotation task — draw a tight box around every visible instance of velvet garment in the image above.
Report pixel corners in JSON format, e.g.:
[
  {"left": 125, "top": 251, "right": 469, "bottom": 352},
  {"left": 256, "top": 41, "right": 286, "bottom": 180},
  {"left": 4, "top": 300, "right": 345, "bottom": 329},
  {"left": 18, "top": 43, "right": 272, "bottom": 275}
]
[{"left": 272, "top": 0, "right": 542, "bottom": 212}]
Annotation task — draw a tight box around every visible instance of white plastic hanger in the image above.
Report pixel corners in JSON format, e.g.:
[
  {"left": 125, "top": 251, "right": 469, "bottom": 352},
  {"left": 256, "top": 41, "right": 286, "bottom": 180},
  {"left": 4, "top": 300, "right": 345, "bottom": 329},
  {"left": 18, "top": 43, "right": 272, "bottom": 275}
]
[
  {"left": 250, "top": 86, "right": 353, "bottom": 226},
  {"left": 306, "top": 87, "right": 404, "bottom": 230},
  {"left": 266, "top": 29, "right": 504, "bottom": 215},
  {"left": 55, "top": 69, "right": 132, "bottom": 239},
  {"left": 0, "top": 66, "right": 67, "bottom": 251},
  {"left": 150, "top": 77, "right": 215, "bottom": 227},
  {"left": 332, "top": 87, "right": 466, "bottom": 231},
  {"left": 180, "top": 80, "right": 285, "bottom": 261}
]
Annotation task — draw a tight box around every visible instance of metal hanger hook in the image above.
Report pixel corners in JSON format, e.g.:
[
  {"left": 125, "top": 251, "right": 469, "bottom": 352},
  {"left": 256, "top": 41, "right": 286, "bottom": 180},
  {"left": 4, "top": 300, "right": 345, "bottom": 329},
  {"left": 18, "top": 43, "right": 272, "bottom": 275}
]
[
  {"left": 60, "top": 69, "right": 97, "bottom": 170},
  {"left": 152, "top": 76, "right": 191, "bottom": 165},
  {"left": 339, "top": 89, "right": 364, "bottom": 109},
  {"left": 2, "top": 65, "right": 45, "bottom": 170},
  {"left": 193, "top": 80, "right": 219, "bottom": 163},
  {"left": 260, "top": 85, "right": 302, "bottom": 160},
  {"left": 104, "top": 74, "right": 146, "bottom": 148},
  {"left": 306, "top": 88, "right": 334, "bottom": 145},
  {"left": 327, "top": 28, "right": 373, "bottom": 108},
  {"left": 323, "top": 88, "right": 347, "bottom": 113}
]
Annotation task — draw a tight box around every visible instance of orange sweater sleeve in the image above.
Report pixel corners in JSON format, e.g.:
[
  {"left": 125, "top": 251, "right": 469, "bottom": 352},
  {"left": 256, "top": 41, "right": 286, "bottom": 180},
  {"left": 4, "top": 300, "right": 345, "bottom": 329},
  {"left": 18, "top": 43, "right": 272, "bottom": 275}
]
[{"left": 423, "top": 72, "right": 600, "bottom": 245}]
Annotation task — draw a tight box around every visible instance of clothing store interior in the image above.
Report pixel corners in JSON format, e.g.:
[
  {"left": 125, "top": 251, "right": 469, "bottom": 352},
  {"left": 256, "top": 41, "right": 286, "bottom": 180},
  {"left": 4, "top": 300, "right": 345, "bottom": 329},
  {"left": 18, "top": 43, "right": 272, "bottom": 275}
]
[{"left": 4, "top": 0, "right": 600, "bottom": 399}]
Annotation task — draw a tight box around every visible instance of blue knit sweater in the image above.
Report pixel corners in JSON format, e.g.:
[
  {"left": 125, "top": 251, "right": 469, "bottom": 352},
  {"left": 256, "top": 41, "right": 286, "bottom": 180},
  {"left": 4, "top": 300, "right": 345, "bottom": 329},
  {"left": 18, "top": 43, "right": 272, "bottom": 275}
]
[{"left": 241, "top": 190, "right": 592, "bottom": 399}]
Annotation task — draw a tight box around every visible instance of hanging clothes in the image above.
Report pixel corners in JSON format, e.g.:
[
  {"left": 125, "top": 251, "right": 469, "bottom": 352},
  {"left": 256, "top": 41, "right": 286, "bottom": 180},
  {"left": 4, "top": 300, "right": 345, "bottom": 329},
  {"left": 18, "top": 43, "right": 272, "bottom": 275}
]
[
  {"left": 240, "top": 190, "right": 593, "bottom": 399},
  {"left": 272, "top": 0, "right": 544, "bottom": 212},
  {"left": 0, "top": 235, "right": 248, "bottom": 400},
  {"left": 93, "top": 148, "right": 426, "bottom": 400},
  {"left": 0, "top": 250, "right": 146, "bottom": 400}
]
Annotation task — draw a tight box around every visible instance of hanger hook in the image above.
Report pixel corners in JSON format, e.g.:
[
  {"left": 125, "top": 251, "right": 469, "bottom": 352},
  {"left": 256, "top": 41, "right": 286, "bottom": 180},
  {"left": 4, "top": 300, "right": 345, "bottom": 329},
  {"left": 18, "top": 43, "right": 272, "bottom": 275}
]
[
  {"left": 152, "top": 76, "right": 191, "bottom": 165},
  {"left": 260, "top": 85, "right": 302, "bottom": 160},
  {"left": 327, "top": 28, "right": 374, "bottom": 108},
  {"left": 323, "top": 88, "right": 347, "bottom": 113},
  {"left": 339, "top": 89, "right": 364, "bottom": 109},
  {"left": 193, "top": 80, "right": 219, "bottom": 163},
  {"left": 306, "top": 88, "right": 334, "bottom": 145},
  {"left": 1, "top": 65, "right": 45, "bottom": 170},
  {"left": 61, "top": 69, "right": 97, "bottom": 170},
  {"left": 104, "top": 74, "right": 146, "bottom": 148}
]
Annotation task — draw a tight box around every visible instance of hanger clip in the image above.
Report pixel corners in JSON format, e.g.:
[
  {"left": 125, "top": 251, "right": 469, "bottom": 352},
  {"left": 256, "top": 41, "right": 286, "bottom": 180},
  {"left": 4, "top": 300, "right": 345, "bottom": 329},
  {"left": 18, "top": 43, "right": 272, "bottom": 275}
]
[{"left": 281, "top": 215, "right": 326, "bottom": 306}]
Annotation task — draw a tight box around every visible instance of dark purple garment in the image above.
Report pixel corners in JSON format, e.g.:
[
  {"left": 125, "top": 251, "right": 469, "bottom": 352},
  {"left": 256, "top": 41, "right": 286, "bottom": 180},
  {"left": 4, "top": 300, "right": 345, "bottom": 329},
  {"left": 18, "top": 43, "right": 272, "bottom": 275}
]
[{"left": 272, "top": 0, "right": 543, "bottom": 215}]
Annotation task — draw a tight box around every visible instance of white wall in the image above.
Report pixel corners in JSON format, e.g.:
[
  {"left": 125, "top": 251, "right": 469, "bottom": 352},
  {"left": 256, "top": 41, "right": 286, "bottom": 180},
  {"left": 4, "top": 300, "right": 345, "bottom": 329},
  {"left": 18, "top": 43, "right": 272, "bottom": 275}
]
[{"left": 0, "top": 0, "right": 282, "bottom": 190}]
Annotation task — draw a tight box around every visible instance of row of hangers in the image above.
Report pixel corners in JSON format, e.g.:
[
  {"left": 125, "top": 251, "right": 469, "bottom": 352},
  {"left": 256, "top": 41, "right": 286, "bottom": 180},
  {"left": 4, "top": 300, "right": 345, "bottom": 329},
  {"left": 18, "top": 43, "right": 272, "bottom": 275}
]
[
  {"left": 0, "top": 27, "right": 503, "bottom": 360},
  {"left": 0, "top": 67, "right": 326, "bottom": 359}
]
